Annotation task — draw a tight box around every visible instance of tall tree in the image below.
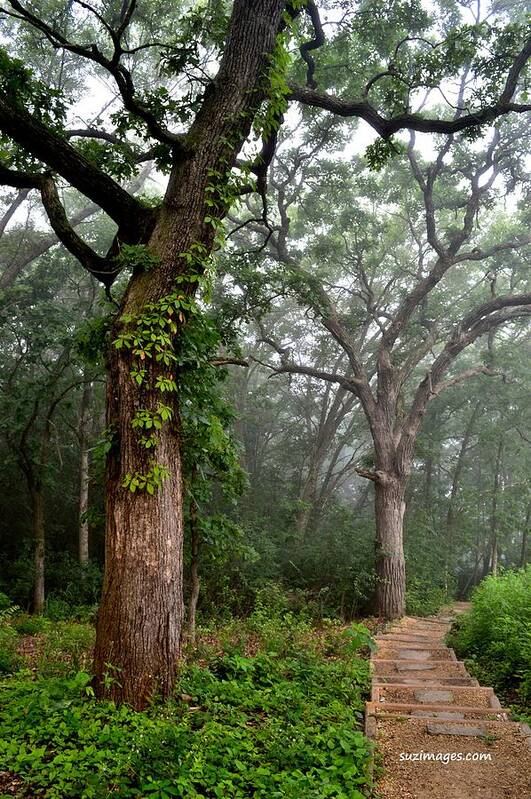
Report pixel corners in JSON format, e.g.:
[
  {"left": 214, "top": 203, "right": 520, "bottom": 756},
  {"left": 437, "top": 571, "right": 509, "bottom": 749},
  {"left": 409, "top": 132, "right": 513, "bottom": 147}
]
[{"left": 228, "top": 116, "right": 530, "bottom": 618}]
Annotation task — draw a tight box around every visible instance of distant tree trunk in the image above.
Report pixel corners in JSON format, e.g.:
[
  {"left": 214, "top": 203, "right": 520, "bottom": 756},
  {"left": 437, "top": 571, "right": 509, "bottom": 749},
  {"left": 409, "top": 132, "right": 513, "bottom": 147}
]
[
  {"left": 296, "top": 461, "right": 320, "bottom": 540},
  {"left": 30, "top": 482, "right": 45, "bottom": 614},
  {"left": 489, "top": 439, "right": 503, "bottom": 577},
  {"left": 374, "top": 475, "right": 406, "bottom": 619},
  {"left": 187, "top": 495, "right": 200, "bottom": 643},
  {"left": 78, "top": 382, "right": 93, "bottom": 566},
  {"left": 425, "top": 453, "right": 433, "bottom": 507},
  {"left": 445, "top": 402, "right": 481, "bottom": 592},
  {"left": 520, "top": 503, "right": 529, "bottom": 568}
]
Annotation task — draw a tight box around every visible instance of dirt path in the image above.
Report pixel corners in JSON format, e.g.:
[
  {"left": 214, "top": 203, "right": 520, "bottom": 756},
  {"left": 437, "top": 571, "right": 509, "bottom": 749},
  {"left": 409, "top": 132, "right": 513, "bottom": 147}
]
[{"left": 366, "top": 603, "right": 531, "bottom": 798}]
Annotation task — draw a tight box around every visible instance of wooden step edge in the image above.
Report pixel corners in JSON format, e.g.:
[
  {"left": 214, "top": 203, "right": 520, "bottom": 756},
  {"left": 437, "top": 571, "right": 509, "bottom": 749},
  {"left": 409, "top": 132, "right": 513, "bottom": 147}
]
[
  {"left": 376, "top": 633, "right": 446, "bottom": 646},
  {"left": 376, "top": 639, "right": 448, "bottom": 645},
  {"left": 372, "top": 683, "right": 494, "bottom": 692},
  {"left": 395, "top": 618, "right": 450, "bottom": 626},
  {"left": 372, "top": 651, "right": 459, "bottom": 662},
  {"left": 373, "top": 677, "right": 479, "bottom": 687},
  {"left": 372, "top": 713, "right": 512, "bottom": 724},
  {"left": 373, "top": 641, "right": 454, "bottom": 647},
  {"left": 370, "top": 658, "right": 464, "bottom": 666},
  {"left": 365, "top": 701, "right": 510, "bottom": 716}
]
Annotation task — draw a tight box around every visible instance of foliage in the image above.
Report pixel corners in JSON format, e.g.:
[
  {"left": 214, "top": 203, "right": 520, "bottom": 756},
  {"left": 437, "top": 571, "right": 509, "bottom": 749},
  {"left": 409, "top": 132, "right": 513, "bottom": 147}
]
[
  {"left": 0, "top": 609, "right": 373, "bottom": 798},
  {"left": 405, "top": 578, "right": 448, "bottom": 617},
  {"left": 447, "top": 568, "right": 531, "bottom": 712}
]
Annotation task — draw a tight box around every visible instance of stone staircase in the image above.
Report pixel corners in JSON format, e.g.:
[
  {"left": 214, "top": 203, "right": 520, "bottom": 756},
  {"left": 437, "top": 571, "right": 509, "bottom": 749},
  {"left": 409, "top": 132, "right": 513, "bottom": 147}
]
[{"left": 366, "top": 605, "right": 531, "bottom": 798}]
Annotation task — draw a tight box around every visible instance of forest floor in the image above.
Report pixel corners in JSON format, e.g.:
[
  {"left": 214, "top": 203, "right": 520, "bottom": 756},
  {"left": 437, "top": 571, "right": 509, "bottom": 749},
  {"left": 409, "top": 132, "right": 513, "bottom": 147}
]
[
  {"left": 368, "top": 604, "right": 531, "bottom": 798},
  {"left": 0, "top": 610, "right": 375, "bottom": 798}
]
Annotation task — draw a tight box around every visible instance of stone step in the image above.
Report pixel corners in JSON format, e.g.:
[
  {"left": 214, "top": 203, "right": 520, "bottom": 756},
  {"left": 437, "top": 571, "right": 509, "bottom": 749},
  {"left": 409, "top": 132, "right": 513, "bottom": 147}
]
[
  {"left": 384, "top": 619, "right": 449, "bottom": 629},
  {"left": 373, "top": 647, "right": 456, "bottom": 661},
  {"left": 375, "top": 636, "right": 451, "bottom": 647},
  {"left": 372, "top": 659, "right": 468, "bottom": 678},
  {"left": 372, "top": 683, "right": 501, "bottom": 709},
  {"left": 367, "top": 701, "right": 510, "bottom": 720},
  {"left": 374, "top": 675, "right": 478, "bottom": 687}
]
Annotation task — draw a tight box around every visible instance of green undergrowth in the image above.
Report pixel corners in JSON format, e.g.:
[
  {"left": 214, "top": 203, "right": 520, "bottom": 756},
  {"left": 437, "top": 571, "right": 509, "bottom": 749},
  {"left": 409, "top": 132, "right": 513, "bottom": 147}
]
[
  {"left": 405, "top": 578, "right": 448, "bottom": 617},
  {"left": 447, "top": 567, "right": 531, "bottom": 718},
  {"left": 0, "top": 601, "right": 373, "bottom": 798}
]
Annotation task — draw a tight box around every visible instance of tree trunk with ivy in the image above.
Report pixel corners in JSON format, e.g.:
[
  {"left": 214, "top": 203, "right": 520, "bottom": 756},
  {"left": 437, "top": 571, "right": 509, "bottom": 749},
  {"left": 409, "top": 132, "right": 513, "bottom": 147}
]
[{"left": 92, "top": 0, "right": 288, "bottom": 708}]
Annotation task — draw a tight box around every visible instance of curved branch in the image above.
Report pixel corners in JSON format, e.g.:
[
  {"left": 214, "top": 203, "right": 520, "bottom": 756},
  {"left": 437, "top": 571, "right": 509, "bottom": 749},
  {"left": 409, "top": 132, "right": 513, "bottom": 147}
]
[
  {"left": 300, "top": 0, "right": 325, "bottom": 89},
  {"left": 40, "top": 177, "right": 118, "bottom": 286},
  {"left": 288, "top": 35, "right": 531, "bottom": 136},
  {"left": 3, "top": 0, "right": 189, "bottom": 149},
  {"left": 0, "top": 98, "right": 149, "bottom": 236},
  {"left": 396, "top": 295, "right": 531, "bottom": 468}
]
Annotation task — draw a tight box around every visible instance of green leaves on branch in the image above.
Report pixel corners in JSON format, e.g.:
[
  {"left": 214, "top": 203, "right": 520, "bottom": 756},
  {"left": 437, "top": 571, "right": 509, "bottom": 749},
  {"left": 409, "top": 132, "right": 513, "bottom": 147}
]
[
  {"left": 74, "top": 140, "right": 137, "bottom": 182},
  {"left": 122, "top": 462, "right": 170, "bottom": 495},
  {"left": 0, "top": 47, "right": 66, "bottom": 169},
  {"left": 365, "top": 137, "right": 404, "bottom": 171}
]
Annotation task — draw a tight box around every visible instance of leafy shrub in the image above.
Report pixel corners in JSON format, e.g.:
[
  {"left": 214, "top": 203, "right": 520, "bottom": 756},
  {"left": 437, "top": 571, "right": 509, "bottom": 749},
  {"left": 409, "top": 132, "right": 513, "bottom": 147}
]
[
  {"left": 0, "top": 600, "right": 22, "bottom": 674},
  {"left": 447, "top": 567, "right": 531, "bottom": 711},
  {"left": 13, "top": 613, "right": 50, "bottom": 636},
  {"left": 0, "top": 618, "right": 373, "bottom": 798},
  {"left": 45, "top": 598, "right": 98, "bottom": 624},
  {"left": 37, "top": 622, "right": 95, "bottom": 676},
  {"left": 0, "top": 625, "right": 20, "bottom": 673},
  {"left": 406, "top": 578, "right": 447, "bottom": 617}
]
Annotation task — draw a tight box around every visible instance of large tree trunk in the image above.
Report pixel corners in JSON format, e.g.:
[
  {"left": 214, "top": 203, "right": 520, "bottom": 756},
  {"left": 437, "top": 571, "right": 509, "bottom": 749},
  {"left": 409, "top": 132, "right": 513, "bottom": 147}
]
[
  {"left": 78, "top": 382, "right": 92, "bottom": 566},
  {"left": 93, "top": 337, "right": 184, "bottom": 708},
  {"left": 296, "top": 462, "right": 320, "bottom": 540},
  {"left": 92, "top": 0, "right": 287, "bottom": 708},
  {"left": 374, "top": 476, "right": 406, "bottom": 619},
  {"left": 31, "top": 484, "right": 45, "bottom": 614}
]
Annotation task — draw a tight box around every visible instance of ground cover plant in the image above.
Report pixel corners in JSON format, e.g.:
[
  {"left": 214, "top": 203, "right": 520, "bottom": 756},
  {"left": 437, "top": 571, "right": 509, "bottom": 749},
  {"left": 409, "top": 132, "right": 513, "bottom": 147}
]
[
  {"left": 447, "top": 567, "right": 531, "bottom": 716},
  {"left": 0, "top": 592, "right": 373, "bottom": 799}
]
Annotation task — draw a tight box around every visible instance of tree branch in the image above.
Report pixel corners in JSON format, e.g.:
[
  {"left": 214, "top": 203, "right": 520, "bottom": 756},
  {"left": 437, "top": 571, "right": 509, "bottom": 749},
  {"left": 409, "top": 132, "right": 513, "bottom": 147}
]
[
  {"left": 0, "top": 98, "right": 150, "bottom": 236},
  {"left": 288, "top": 34, "right": 531, "bottom": 135},
  {"left": 396, "top": 294, "right": 531, "bottom": 467},
  {"left": 3, "top": 0, "right": 189, "bottom": 150},
  {"left": 39, "top": 177, "right": 119, "bottom": 286}
]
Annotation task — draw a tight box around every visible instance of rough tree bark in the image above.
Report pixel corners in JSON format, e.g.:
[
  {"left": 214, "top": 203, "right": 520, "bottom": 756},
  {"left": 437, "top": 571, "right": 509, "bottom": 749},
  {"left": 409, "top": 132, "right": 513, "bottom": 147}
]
[
  {"left": 374, "top": 475, "right": 407, "bottom": 618},
  {"left": 187, "top": 494, "right": 200, "bottom": 643}
]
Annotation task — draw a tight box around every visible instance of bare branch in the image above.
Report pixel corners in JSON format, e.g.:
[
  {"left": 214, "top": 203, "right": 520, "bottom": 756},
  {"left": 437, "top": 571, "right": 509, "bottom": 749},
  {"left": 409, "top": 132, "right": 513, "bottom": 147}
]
[
  {"left": 432, "top": 365, "right": 502, "bottom": 395},
  {"left": 39, "top": 177, "right": 119, "bottom": 286},
  {"left": 0, "top": 188, "right": 29, "bottom": 236},
  {"left": 300, "top": 0, "right": 325, "bottom": 89},
  {"left": 210, "top": 357, "right": 249, "bottom": 367}
]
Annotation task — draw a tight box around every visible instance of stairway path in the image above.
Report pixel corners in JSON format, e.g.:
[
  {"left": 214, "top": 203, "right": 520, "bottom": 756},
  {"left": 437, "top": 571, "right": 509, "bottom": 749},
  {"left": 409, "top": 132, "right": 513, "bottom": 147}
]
[{"left": 366, "top": 603, "right": 531, "bottom": 798}]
